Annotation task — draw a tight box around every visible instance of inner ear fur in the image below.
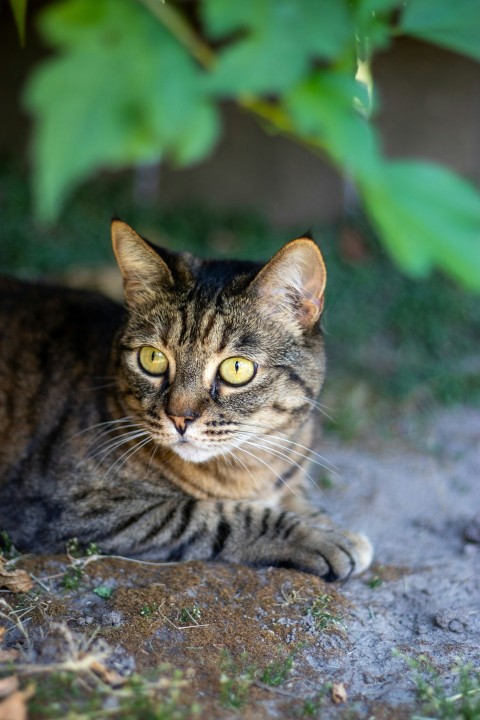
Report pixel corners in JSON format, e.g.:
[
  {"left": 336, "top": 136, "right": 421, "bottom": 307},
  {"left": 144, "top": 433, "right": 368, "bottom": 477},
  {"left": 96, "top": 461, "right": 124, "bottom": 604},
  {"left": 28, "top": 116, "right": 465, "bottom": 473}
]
[
  {"left": 250, "top": 237, "right": 326, "bottom": 330},
  {"left": 111, "top": 219, "right": 174, "bottom": 305}
]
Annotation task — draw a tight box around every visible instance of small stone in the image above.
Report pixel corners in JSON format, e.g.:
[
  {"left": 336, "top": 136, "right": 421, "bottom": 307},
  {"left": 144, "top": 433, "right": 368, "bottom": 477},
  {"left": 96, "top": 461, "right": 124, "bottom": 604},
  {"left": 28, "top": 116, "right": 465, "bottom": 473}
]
[
  {"left": 448, "top": 619, "right": 464, "bottom": 633},
  {"left": 101, "top": 610, "right": 124, "bottom": 627},
  {"left": 331, "top": 682, "right": 347, "bottom": 704},
  {"left": 464, "top": 515, "right": 480, "bottom": 544},
  {"left": 435, "top": 608, "right": 468, "bottom": 632}
]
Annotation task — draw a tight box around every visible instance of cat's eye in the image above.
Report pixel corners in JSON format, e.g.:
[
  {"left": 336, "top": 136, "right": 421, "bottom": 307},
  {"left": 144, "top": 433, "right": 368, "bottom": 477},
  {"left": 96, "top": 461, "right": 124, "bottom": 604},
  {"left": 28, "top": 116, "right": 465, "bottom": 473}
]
[
  {"left": 138, "top": 346, "right": 169, "bottom": 376},
  {"left": 218, "top": 357, "right": 256, "bottom": 386}
]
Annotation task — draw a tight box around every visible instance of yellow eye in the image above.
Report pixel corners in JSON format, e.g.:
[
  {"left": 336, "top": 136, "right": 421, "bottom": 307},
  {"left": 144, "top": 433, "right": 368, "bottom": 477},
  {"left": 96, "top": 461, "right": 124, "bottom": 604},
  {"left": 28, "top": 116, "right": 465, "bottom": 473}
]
[
  {"left": 138, "top": 346, "right": 169, "bottom": 376},
  {"left": 218, "top": 357, "right": 256, "bottom": 386}
]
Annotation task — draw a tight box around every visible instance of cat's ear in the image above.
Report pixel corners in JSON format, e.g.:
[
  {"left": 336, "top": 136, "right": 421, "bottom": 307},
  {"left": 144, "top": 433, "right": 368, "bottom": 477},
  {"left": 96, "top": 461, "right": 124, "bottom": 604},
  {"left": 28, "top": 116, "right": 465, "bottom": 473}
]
[
  {"left": 111, "top": 220, "right": 174, "bottom": 305},
  {"left": 250, "top": 237, "right": 326, "bottom": 331}
]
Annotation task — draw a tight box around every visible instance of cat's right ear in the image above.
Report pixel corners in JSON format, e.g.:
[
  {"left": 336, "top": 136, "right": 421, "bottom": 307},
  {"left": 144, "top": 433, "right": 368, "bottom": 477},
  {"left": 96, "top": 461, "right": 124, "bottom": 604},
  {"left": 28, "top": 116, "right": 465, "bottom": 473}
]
[{"left": 111, "top": 220, "right": 174, "bottom": 306}]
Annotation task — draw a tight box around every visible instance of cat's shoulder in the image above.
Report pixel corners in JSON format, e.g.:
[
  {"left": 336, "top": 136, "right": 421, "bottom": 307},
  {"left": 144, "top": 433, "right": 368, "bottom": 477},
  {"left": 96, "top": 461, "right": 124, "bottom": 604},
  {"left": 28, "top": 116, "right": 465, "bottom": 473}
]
[
  {"left": 0, "top": 274, "right": 121, "bottom": 309},
  {"left": 0, "top": 275, "right": 125, "bottom": 334}
]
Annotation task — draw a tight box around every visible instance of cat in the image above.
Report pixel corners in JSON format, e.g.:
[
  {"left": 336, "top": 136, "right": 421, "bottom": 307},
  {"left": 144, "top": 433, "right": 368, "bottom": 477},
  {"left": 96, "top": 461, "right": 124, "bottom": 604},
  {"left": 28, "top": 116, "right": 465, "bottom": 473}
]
[{"left": 0, "top": 220, "right": 372, "bottom": 580}]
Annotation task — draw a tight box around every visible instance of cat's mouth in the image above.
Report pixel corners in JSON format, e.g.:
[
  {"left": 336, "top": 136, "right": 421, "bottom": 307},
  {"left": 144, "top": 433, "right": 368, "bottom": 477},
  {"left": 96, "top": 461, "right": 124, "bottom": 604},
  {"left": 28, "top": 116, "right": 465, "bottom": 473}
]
[
  {"left": 162, "top": 425, "right": 256, "bottom": 465},
  {"left": 152, "top": 421, "right": 247, "bottom": 464}
]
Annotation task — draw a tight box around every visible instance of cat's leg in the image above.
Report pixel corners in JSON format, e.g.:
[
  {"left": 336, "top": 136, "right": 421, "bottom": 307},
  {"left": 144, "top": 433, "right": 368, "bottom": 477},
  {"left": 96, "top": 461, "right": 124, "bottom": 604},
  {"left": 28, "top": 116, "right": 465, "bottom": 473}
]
[
  {"left": 276, "top": 485, "right": 373, "bottom": 577},
  {"left": 97, "top": 497, "right": 373, "bottom": 580}
]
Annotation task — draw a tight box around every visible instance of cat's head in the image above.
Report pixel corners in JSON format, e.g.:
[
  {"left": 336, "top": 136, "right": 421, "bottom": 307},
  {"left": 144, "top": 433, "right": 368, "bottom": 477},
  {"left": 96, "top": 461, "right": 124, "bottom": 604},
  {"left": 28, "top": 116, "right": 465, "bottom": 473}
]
[{"left": 112, "top": 220, "right": 326, "bottom": 464}]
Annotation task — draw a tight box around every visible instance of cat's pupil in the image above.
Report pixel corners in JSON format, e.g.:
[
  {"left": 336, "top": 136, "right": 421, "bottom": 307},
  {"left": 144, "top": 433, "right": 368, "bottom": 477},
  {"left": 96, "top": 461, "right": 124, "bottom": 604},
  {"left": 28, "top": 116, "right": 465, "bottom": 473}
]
[{"left": 235, "top": 361, "right": 239, "bottom": 373}]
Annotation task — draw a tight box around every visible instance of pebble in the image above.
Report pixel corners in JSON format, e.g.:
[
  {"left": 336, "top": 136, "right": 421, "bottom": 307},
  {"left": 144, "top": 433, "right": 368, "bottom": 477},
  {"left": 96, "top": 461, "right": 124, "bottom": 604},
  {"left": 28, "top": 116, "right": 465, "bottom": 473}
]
[
  {"left": 464, "top": 515, "right": 480, "bottom": 544},
  {"left": 434, "top": 608, "right": 469, "bottom": 633},
  {"left": 101, "top": 610, "right": 124, "bottom": 627}
]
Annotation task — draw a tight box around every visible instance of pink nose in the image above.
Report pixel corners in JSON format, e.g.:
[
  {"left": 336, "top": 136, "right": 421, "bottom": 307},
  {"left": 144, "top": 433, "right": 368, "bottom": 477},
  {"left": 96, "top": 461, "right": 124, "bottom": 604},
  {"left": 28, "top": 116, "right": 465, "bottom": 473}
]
[{"left": 167, "top": 414, "right": 196, "bottom": 436}]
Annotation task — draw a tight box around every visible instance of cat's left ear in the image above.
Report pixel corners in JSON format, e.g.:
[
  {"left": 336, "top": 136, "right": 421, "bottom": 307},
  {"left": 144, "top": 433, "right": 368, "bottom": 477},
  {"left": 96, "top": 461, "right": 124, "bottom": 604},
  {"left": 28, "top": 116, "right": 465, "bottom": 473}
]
[
  {"left": 111, "top": 219, "right": 174, "bottom": 305},
  {"left": 250, "top": 237, "right": 326, "bottom": 331}
]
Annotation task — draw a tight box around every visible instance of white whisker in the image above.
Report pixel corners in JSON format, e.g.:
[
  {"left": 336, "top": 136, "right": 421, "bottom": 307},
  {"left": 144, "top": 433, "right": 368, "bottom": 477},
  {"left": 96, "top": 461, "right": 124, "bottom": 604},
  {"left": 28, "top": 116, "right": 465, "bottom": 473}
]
[
  {"left": 237, "top": 432, "right": 339, "bottom": 477},
  {"left": 300, "top": 396, "right": 335, "bottom": 423},
  {"left": 241, "top": 438, "right": 315, "bottom": 484},
  {"left": 147, "top": 442, "right": 159, "bottom": 476},
  {"left": 102, "top": 437, "right": 153, "bottom": 480},
  {"left": 236, "top": 446, "right": 299, "bottom": 497},
  {"left": 240, "top": 437, "right": 337, "bottom": 495},
  {"left": 88, "top": 428, "right": 149, "bottom": 460},
  {"left": 226, "top": 448, "right": 261, "bottom": 492},
  {"left": 86, "top": 421, "right": 145, "bottom": 447},
  {"left": 235, "top": 422, "right": 338, "bottom": 472},
  {"left": 67, "top": 416, "right": 140, "bottom": 443}
]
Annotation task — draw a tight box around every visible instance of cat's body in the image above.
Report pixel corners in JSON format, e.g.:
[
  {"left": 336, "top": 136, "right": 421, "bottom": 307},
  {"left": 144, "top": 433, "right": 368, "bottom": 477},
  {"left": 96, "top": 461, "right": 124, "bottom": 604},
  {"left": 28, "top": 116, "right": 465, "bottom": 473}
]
[{"left": 0, "top": 221, "right": 372, "bottom": 579}]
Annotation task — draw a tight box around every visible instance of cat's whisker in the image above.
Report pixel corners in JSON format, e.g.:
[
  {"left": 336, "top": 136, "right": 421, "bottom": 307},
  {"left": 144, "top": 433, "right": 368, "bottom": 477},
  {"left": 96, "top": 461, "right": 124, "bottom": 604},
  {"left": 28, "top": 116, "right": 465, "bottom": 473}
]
[
  {"left": 241, "top": 435, "right": 312, "bottom": 472},
  {"left": 237, "top": 430, "right": 327, "bottom": 467},
  {"left": 240, "top": 437, "right": 336, "bottom": 495},
  {"left": 88, "top": 429, "right": 150, "bottom": 463},
  {"left": 301, "top": 395, "right": 334, "bottom": 412},
  {"left": 86, "top": 382, "right": 118, "bottom": 392},
  {"left": 236, "top": 446, "right": 299, "bottom": 497},
  {"left": 220, "top": 452, "right": 235, "bottom": 472},
  {"left": 241, "top": 438, "right": 315, "bottom": 485},
  {"left": 300, "top": 396, "right": 336, "bottom": 423},
  {"left": 87, "top": 426, "right": 148, "bottom": 454},
  {"left": 102, "top": 436, "right": 153, "bottom": 481},
  {"left": 236, "top": 431, "right": 340, "bottom": 477},
  {"left": 67, "top": 416, "right": 140, "bottom": 443},
  {"left": 225, "top": 448, "right": 261, "bottom": 492},
  {"left": 82, "top": 421, "right": 147, "bottom": 452},
  {"left": 147, "top": 442, "right": 159, "bottom": 476},
  {"left": 235, "top": 422, "right": 338, "bottom": 472}
]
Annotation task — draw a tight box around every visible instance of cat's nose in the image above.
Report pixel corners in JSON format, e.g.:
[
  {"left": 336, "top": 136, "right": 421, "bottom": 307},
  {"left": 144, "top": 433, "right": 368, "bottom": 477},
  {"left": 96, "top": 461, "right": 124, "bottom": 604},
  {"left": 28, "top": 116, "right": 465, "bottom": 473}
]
[{"left": 167, "top": 413, "right": 197, "bottom": 436}]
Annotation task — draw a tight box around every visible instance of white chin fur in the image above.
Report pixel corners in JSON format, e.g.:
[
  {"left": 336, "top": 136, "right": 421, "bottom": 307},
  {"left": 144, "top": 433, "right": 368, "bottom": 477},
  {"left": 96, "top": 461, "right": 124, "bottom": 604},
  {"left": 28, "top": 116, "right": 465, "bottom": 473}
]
[{"left": 171, "top": 442, "right": 221, "bottom": 464}]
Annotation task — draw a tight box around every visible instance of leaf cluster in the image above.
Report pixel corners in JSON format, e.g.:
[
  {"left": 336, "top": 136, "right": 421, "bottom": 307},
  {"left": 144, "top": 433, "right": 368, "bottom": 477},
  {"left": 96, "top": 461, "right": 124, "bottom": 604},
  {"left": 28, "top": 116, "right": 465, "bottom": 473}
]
[{"left": 6, "top": 0, "right": 480, "bottom": 288}]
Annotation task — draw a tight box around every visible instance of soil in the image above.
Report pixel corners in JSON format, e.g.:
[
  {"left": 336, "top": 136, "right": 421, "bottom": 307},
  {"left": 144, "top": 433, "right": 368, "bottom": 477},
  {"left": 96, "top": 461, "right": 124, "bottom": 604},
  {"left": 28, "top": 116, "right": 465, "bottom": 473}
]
[{"left": 1, "top": 404, "right": 479, "bottom": 718}]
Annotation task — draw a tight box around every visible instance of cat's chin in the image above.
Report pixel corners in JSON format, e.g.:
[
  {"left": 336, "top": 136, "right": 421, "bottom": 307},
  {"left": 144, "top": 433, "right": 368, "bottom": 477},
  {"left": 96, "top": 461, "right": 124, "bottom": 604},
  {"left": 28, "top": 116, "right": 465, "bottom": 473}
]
[{"left": 171, "top": 442, "right": 221, "bottom": 464}]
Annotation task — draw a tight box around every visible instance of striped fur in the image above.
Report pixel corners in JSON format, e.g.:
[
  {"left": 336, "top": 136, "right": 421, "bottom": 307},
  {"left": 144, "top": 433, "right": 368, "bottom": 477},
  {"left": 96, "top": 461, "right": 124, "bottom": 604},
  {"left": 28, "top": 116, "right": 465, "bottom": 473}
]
[{"left": 0, "top": 222, "right": 372, "bottom": 580}]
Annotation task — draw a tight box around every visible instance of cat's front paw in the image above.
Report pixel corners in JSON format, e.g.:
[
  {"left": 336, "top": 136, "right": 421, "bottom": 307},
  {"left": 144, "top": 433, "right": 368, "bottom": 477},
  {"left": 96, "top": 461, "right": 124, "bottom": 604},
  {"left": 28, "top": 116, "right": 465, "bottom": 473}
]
[
  {"left": 293, "top": 526, "right": 373, "bottom": 581},
  {"left": 339, "top": 530, "right": 373, "bottom": 576}
]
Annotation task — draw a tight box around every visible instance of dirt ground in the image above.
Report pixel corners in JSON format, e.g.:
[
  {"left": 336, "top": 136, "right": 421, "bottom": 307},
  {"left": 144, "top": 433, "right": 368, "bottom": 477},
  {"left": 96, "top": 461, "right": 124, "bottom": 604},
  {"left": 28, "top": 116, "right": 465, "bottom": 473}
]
[{"left": 1, "top": 403, "right": 479, "bottom": 719}]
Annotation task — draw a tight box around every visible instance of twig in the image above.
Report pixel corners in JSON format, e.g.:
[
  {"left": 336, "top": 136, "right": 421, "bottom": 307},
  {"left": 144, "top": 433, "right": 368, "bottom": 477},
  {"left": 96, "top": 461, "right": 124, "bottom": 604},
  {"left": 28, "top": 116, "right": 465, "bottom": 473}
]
[{"left": 254, "top": 680, "right": 298, "bottom": 697}]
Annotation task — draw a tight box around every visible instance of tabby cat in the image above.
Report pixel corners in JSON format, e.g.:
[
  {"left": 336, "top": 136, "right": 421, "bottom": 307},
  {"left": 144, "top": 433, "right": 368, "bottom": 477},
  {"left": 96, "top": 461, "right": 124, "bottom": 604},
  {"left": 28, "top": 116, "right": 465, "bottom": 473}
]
[{"left": 0, "top": 220, "right": 372, "bottom": 580}]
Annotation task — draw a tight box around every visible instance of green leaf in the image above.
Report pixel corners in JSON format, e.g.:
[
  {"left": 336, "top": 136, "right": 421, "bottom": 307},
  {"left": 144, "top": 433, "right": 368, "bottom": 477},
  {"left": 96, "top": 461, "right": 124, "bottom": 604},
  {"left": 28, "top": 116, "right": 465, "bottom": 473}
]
[
  {"left": 93, "top": 585, "right": 113, "bottom": 599},
  {"left": 284, "top": 71, "right": 381, "bottom": 180},
  {"left": 352, "top": 0, "right": 400, "bottom": 58},
  {"left": 172, "top": 101, "right": 220, "bottom": 166},
  {"left": 203, "top": 0, "right": 353, "bottom": 95},
  {"left": 24, "top": 0, "right": 219, "bottom": 221},
  {"left": 401, "top": 0, "right": 480, "bottom": 61},
  {"left": 36, "top": 0, "right": 109, "bottom": 47},
  {"left": 8, "top": 0, "right": 28, "bottom": 45},
  {"left": 360, "top": 161, "right": 480, "bottom": 290}
]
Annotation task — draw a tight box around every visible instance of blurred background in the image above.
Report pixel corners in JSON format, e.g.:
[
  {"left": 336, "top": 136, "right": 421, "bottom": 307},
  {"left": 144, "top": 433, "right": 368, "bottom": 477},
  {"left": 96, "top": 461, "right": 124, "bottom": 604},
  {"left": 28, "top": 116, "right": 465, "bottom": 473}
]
[{"left": 1, "top": 0, "right": 480, "bottom": 431}]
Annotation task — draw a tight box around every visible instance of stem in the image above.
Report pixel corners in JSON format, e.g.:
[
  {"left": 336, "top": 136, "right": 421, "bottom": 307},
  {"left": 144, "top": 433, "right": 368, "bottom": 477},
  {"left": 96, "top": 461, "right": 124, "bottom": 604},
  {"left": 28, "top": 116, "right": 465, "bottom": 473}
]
[
  {"left": 137, "top": 0, "right": 215, "bottom": 68},
  {"left": 137, "top": 1, "right": 336, "bottom": 165}
]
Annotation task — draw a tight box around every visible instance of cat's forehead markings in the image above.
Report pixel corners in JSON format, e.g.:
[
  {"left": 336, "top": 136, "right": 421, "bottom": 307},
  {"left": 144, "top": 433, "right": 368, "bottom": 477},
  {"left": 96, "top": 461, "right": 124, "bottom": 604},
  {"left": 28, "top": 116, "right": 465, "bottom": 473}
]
[{"left": 199, "top": 308, "right": 218, "bottom": 344}]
